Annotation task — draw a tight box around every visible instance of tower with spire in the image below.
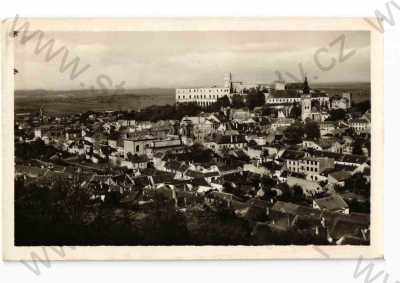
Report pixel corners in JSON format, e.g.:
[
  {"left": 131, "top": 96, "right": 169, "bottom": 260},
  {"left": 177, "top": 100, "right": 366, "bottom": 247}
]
[
  {"left": 301, "top": 76, "right": 312, "bottom": 121},
  {"left": 224, "top": 72, "right": 232, "bottom": 93},
  {"left": 303, "top": 75, "right": 310, "bottom": 94}
]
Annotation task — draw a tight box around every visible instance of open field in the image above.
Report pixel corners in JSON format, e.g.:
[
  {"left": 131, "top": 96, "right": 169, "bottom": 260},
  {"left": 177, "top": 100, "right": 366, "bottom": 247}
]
[{"left": 15, "top": 89, "right": 175, "bottom": 114}]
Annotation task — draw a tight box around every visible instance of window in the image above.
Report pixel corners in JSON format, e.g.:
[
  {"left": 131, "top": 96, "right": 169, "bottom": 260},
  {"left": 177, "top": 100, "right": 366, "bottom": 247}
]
[{"left": 136, "top": 145, "right": 140, "bottom": 152}]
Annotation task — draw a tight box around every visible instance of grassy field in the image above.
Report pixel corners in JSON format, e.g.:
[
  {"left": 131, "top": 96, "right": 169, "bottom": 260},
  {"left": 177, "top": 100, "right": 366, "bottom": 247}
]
[{"left": 15, "top": 89, "right": 176, "bottom": 114}]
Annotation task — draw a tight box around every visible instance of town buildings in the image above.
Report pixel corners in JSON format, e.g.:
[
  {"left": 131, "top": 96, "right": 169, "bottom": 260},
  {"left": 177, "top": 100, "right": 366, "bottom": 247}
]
[{"left": 15, "top": 72, "right": 371, "bottom": 246}]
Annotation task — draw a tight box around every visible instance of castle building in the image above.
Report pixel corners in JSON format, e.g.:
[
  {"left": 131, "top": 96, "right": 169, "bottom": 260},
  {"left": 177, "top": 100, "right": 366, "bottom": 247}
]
[
  {"left": 175, "top": 73, "right": 272, "bottom": 106},
  {"left": 175, "top": 73, "right": 329, "bottom": 112},
  {"left": 175, "top": 73, "right": 233, "bottom": 107},
  {"left": 175, "top": 87, "right": 230, "bottom": 107}
]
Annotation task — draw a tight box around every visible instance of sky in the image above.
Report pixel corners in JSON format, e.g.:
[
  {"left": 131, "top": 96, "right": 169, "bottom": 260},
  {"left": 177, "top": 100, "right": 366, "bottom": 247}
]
[{"left": 14, "top": 31, "right": 370, "bottom": 90}]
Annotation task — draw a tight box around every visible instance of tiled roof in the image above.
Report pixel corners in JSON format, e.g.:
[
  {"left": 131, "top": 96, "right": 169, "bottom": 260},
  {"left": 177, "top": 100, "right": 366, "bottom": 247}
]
[
  {"left": 271, "top": 201, "right": 321, "bottom": 218},
  {"left": 128, "top": 154, "right": 149, "bottom": 163},
  {"left": 151, "top": 174, "right": 174, "bottom": 185},
  {"left": 203, "top": 171, "right": 220, "bottom": 178},
  {"left": 287, "top": 176, "right": 322, "bottom": 191},
  {"left": 329, "top": 170, "right": 352, "bottom": 182},
  {"left": 280, "top": 150, "right": 305, "bottom": 160},
  {"left": 314, "top": 194, "right": 348, "bottom": 211},
  {"left": 165, "top": 160, "right": 183, "bottom": 171},
  {"left": 215, "top": 134, "right": 247, "bottom": 145},
  {"left": 311, "top": 92, "right": 328, "bottom": 98},
  {"left": 185, "top": 170, "right": 205, "bottom": 178},
  {"left": 190, "top": 177, "right": 210, "bottom": 187},
  {"left": 349, "top": 118, "right": 370, "bottom": 124},
  {"left": 327, "top": 216, "right": 369, "bottom": 241},
  {"left": 269, "top": 90, "right": 301, "bottom": 99},
  {"left": 312, "top": 151, "right": 368, "bottom": 165}
]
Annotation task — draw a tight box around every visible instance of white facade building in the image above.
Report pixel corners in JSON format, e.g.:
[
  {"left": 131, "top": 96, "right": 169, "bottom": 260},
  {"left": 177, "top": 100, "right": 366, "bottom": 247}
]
[
  {"left": 176, "top": 72, "right": 273, "bottom": 106},
  {"left": 175, "top": 87, "right": 230, "bottom": 106},
  {"left": 176, "top": 73, "right": 232, "bottom": 106}
]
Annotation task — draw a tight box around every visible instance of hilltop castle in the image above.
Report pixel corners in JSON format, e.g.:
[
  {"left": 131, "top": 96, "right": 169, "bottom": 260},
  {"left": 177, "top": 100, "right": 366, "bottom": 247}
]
[
  {"left": 175, "top": 73, "right": 282, "bottom": 107},
  {"left": 175, "top": 73, "right": 332, "bottom": 122}
]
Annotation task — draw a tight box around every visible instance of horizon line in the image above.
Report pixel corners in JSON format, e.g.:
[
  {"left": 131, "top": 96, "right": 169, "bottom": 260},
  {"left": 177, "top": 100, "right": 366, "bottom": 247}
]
[{"left": 15, "top": 81, "right": 371, "bottom": 92}]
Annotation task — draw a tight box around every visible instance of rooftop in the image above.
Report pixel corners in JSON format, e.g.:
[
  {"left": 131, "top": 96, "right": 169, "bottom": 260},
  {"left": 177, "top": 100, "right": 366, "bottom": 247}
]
[{"left": 314, "top": 194, "right": 349, "bottom": 211}]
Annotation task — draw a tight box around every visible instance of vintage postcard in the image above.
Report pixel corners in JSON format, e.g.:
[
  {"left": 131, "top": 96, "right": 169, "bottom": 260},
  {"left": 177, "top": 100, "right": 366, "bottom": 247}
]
[{"left": 1, "top": 17, "right": 383, "bottom": 260}]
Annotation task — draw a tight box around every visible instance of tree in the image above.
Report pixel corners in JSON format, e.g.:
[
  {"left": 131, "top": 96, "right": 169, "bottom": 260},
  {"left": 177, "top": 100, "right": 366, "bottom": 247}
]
[
  {"left": 261, "top": 107, "right": 273, "bottom": 116},
  {"left": 217, "top": 95, "right": 230, "bottom": 108},
  {"left": 222, "top": 182, "right": 236, "bottom": 195},
  {"left": 311, "top": 100, "right": 321, "bottom": 110},
  {"left": 284, "top": 122, "right": 305, "bottom": 144},
  {"left": 246, "top": 88, "right": 265, "bottom": 110},
  {"left": 352, "top": 100, "right": 370, "bottom": 113},
  {"left": 261, "top": 176, "right": 276, "bottom": 190},
  {"left": 248, "top": 139, "right": 258, "bottom": 148},
  {"left": 133, "top": 102, "right": 203, "bottom": 122},
  {"left": 277, "top": 183, "right": 305, "bottom": 203},
  {"left": 352, "top": 139, "right": 364, "bottom": 155},
  {"left": 343, "top": 173, "right": 370, "bottom": 198},
  {"left": 15, "top": 139, "right": 59, "bottom": 161},
  {"left": 304, "top": 120, "right": 320, "bottom": 140},
  {"left": 209, "top": 95, "right": 231, "bottom": 112},
  {"left": 231, "top": 94, "right": 245, "bottom": 108},
  {"left": 185, "top": 206, "right": 251, "bottom": 245},
  {"left": 328, "top": 109, "right": 346, "bottom": 121},
  {"left": 292, "top": 185, "right": 305, "bottom": 201},
  {"left": 289, "top": 103, "right": 302, "bottom": 118}
]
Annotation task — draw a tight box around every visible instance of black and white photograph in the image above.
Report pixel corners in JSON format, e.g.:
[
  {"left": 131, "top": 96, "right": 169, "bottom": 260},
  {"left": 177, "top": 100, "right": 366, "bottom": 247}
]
[
  {"left": 1, "top": 17, "right": 384, "bottom": 260},
  {"left": 12, "top": 28, "right": 374, "bottom": 245}
]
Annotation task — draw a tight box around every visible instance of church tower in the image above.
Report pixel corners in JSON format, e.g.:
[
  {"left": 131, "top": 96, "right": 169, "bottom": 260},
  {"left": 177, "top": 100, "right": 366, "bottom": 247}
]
[
  {"left": 224, "top": 72, "right": 232, "bottom": 92},
  {"left": 303, "top": 75, "right": 310, "bottom": 95},
  {"left": 301, "top": 76, "right": 312, "bottom": 122}
]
